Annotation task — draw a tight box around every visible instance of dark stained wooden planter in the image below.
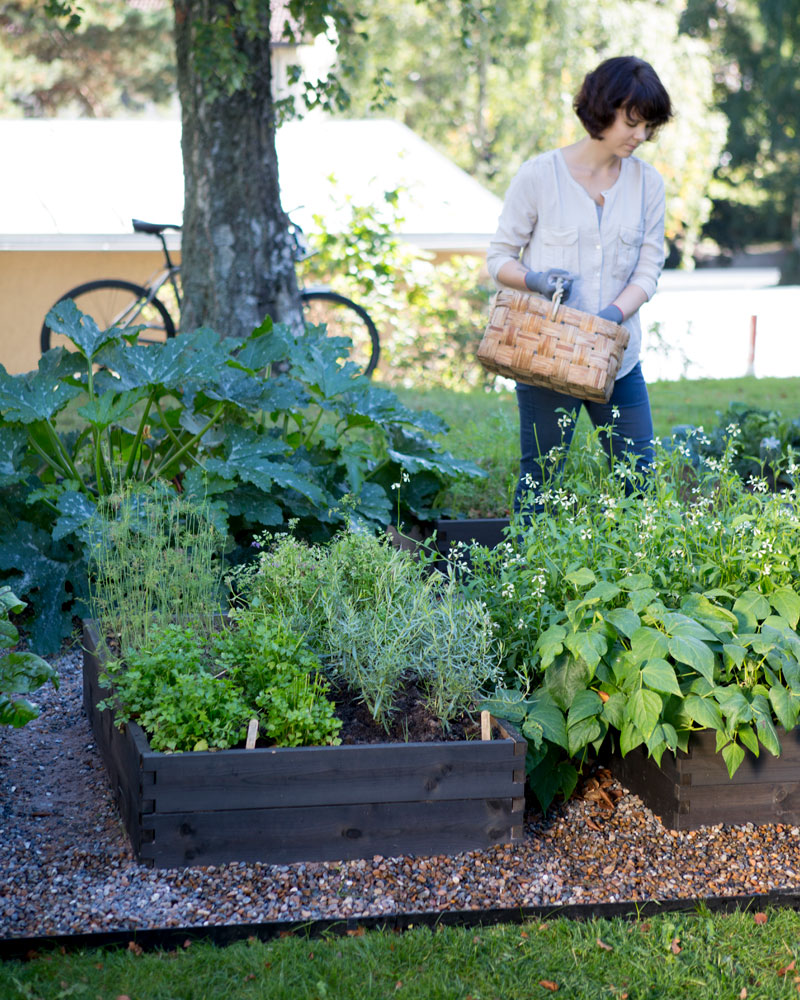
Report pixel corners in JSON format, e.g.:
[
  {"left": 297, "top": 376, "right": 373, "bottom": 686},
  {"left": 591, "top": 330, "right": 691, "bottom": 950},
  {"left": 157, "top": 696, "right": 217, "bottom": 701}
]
[
  {"left": 83, "top": 623, "right": 526, "bottom": 869},
  {"left": 433, "top": 518, "right": 510, "bottom": 558},
  {"left": 611, "top": 727, "right": 800, "bottom": 830}
]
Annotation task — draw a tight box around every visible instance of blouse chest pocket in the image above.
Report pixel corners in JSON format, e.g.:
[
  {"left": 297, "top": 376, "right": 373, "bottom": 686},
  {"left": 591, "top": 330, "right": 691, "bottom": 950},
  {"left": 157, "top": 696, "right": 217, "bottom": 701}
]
[
  {"left": 541, "top": 227, "right": 579, "bottom": 272},
  {"left": 613, "top": 225, "right": 644, "bottom": 281}
]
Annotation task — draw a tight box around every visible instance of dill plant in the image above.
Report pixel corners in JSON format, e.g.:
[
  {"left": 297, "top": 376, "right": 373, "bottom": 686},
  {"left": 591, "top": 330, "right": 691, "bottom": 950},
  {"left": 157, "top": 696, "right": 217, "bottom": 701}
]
[{"left": 88, "top": 481, "right": 225, "bottom": 654}]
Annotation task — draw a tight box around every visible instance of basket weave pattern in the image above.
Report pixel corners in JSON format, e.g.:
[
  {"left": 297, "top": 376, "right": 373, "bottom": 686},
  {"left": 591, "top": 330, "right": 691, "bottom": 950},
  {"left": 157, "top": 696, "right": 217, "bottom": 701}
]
[{"left": 477, "top": 289, "right": 630, "bottom": 403}]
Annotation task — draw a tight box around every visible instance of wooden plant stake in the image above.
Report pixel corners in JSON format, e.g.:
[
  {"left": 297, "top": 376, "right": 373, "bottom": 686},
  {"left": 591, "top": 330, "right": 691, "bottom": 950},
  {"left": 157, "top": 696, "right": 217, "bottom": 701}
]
[
  {"left": 481, "top": 711, "right": 492, "bottom": 741},
  {"left": 246, "top": 718, "right": 259, "bottom": 749}
]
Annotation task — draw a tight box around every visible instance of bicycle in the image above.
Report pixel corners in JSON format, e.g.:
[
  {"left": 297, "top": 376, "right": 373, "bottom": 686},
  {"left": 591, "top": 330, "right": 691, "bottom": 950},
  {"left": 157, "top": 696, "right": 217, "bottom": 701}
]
[{"left": 40, "top": 217, "right": 381, "bottom": 377}]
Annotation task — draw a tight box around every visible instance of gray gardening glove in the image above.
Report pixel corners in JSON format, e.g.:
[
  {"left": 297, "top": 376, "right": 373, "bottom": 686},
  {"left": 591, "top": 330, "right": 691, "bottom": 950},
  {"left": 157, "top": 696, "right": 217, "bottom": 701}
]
[
  {"left": 597, "top": 304, "right": 624, "bottom": 323},
  {"left": 524, "top": 268, "right": 574, "bottom": 302}
]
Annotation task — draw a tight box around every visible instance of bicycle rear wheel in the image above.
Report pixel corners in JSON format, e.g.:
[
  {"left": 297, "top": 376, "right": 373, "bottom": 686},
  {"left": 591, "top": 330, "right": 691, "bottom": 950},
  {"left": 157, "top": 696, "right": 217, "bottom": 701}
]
[
  {"left": 301, "top": 290, "right": 380, "bottom": 378},
  {"left": 40, "top": 279, "right": 176, "bottom": 355}
]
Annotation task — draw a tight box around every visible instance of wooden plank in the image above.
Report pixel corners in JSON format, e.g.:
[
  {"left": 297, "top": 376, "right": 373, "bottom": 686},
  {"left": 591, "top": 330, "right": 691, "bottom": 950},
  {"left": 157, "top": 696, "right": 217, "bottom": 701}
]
[
  {"left": 146, "top": 749, "right": 523, "bottom": 812},
  {"left": 434, "top": 518, "right": 509, "bottom": 547},
  {"left": 677, "top": 781, "right": 800, "bottom": 830},
  {"left": 611, "top": 748, "right": 680, "bottom": 827},
  {"left": 139, "top": 798, "right": 522, "bottom": 868}
]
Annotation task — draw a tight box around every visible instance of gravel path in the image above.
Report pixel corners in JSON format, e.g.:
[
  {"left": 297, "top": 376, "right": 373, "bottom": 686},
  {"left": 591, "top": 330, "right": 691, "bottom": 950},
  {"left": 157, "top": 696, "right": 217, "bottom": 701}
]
[{"left": 3, "top": 647, "right": 800, "bottom": 940}]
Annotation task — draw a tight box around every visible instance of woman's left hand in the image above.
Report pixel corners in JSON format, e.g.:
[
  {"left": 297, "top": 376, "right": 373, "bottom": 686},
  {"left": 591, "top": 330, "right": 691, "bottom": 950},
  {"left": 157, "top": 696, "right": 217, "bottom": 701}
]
[{"left": 597, "top": 303, "right": 624, "bottom": 323}]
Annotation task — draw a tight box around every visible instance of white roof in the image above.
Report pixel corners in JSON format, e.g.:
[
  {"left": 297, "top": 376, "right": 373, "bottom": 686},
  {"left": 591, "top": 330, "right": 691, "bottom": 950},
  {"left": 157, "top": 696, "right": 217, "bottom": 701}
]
[{"left": 0, "top": 118, "right": 502, "bottom": 253}]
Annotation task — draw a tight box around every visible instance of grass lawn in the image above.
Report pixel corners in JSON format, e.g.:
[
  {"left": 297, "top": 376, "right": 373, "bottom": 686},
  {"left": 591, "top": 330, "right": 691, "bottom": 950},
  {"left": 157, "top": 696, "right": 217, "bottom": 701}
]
[
  {"left": 4, "top": 907, "right": 800, "bottom": 999},
  {"left": 394, "top": 376, "right": 800, "bottom": 517}
]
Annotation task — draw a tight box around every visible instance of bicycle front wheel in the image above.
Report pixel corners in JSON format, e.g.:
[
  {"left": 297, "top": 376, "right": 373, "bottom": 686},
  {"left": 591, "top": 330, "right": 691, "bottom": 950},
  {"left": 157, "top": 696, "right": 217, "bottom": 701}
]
[
  {"left": 301, "top": 290, "right": 380, "bottom": 378},
  {"left": 40, "top": 279, "right": 176, "bottom": 355}
]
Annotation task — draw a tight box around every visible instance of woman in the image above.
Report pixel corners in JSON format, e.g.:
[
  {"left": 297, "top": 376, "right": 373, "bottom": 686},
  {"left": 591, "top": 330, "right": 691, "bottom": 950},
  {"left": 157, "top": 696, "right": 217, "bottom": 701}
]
[{"left": 486, "top": 55, "right": 673, "bottom": 516}]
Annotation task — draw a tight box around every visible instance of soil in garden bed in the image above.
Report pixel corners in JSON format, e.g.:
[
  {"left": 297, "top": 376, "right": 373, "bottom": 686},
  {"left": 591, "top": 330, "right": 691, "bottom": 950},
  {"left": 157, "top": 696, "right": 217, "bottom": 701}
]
[{"left": 327, "top": 679, "right": 483, "bottom": 745}]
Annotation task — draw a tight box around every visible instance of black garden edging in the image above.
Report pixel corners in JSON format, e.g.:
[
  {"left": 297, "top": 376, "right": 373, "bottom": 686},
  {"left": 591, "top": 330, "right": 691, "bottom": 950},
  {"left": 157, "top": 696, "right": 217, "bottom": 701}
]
[
  {"left": 83, "top": 623, "right": 526, "bottom": 869},
  {"left": 4, "top": 890, "right": 800, "bottom": 960},
  {"left": 611, "top": 727, "right": 800, "bottom": 830}
]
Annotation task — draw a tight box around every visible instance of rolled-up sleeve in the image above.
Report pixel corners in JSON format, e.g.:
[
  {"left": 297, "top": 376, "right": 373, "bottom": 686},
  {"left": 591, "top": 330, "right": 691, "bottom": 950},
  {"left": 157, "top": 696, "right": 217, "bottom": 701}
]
[
  {"left": 486, "top": 162, "right": 539, "bottom": 283},
  {"left": 628, "top": 170, "right": 666, "bottom": 301}
]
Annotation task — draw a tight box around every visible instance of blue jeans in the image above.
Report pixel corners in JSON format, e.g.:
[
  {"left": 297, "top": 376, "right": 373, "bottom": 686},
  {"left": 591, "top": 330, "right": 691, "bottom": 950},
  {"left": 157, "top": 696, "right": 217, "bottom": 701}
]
[{"left": 514, "top": 362, "right": 654, "bottom": 514}]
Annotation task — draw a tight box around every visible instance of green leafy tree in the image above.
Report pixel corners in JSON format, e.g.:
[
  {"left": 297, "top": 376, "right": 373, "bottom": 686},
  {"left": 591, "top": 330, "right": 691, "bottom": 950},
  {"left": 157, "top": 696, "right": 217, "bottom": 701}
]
[
  {"left": 680, "top": 0, "right": 800, "bottom": 280},
  {"left": 340, "top": 0, "right": 726, "bottom": 261},
  {"left": 0, "top": 0, "right": 174, "bottom": 116}
]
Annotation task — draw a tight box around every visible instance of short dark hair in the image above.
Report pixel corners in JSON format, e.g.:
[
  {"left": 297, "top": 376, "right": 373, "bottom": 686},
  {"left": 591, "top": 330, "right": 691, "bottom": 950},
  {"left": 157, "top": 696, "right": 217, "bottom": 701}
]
[{"left": 574, "top": 56, "right": 673, "bottom": 140}]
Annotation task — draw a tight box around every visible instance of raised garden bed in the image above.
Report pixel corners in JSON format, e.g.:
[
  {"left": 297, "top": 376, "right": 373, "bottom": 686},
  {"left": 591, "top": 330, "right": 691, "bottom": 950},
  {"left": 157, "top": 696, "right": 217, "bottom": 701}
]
[
  {"left": 83, "top": 622, "right": 527, "bottom": 869},
  {"left": 611, "top": 728, "right": 800, "bottom": 830},
  {"left": 433, "top": 517, "right": 510, "bottom": 558}
]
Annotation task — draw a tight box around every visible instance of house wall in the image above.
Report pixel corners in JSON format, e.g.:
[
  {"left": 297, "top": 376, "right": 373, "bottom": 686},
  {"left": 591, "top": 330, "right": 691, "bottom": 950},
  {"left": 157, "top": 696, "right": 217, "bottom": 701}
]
[
  {"left": 0, "top": 246, "right": 480, "bottom": 375},
  {"left": 1, "top": 250, "right": 177, "bottom": 374}
]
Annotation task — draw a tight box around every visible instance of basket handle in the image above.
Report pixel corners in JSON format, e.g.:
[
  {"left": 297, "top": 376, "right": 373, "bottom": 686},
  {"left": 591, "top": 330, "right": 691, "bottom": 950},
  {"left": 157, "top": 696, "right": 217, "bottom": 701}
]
[{"left": 550, "top": 277, "right": 564, "bottom": 320}]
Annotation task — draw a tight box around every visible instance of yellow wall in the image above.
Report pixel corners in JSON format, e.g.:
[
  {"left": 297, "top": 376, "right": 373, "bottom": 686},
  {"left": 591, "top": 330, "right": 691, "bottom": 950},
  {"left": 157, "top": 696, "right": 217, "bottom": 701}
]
[{"left": 0, "top": 250, "right": 177, "bottom": 374}]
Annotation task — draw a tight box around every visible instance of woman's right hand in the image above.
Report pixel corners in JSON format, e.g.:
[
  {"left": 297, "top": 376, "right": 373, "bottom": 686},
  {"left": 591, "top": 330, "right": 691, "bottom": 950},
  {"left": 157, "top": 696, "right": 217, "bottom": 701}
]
[{"left": 524, "top": 267, "right": 575, "bottom": 302}]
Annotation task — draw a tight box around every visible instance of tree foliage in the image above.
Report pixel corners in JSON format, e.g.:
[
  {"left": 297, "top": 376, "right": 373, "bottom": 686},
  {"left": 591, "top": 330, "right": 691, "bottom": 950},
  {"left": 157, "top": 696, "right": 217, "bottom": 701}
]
[
  {"left": 680, "top": 0, "right": 800, "bottom": 276},
  {"left": 0, "top": 0, "right": 175, "bottom": 116},
  {"left": 339, "top": 0, "right": 726, "bottom": 261}
]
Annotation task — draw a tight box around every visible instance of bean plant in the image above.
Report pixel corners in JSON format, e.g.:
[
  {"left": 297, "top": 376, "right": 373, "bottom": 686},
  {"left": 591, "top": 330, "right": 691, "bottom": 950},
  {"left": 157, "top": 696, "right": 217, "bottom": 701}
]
[{"left": 461, "top": 417, "right": 800, "bottom": 810}]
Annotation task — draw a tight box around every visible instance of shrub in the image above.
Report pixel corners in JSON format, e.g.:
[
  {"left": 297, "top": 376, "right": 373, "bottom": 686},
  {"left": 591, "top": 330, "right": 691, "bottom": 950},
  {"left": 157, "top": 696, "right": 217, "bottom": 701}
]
[
  {"left": 0, "top": 586, "right": 58, "bottom": 728},
  {"left": 0, "top": 307, "right": 483, "bottom": 652}
]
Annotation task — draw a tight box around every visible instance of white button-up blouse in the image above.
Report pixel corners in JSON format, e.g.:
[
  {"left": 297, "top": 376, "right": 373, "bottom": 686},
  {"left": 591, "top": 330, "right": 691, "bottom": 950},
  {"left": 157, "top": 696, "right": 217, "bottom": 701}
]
[{"left": 486, "top": 148, "right": 667, "bottom": 380}]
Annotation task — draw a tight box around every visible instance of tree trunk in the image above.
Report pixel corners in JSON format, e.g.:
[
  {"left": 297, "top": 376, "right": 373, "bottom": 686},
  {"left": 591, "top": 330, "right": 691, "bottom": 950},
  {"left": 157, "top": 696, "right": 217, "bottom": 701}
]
[{"left": 173, "top": 1, "right": 302, "bottom": 337}]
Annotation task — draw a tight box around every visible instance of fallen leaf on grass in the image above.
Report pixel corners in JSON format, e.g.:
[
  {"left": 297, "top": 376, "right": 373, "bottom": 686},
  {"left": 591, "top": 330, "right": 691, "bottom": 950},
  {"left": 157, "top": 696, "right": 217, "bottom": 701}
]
[
  {"left": 597, "top": 938, "right": 614, "bottom": 951},
  {"left": 539, "top": 980, "right": 559, "bottom": 991},
  {"left": 346, "top": 928, "right": 365, "bottom": 938},
  {"left": 244, "top": 974, "right": 256, "bottom": 982},
  {"left": 127, "top": 942, "right": 143, "bottom": 956},
  {"left": 753, "top": 912, "right": 768, "bottom": 925},
  {"left": 778, "top": 959, "right": 797, "bottom": 975},
  {"left": 739, "top": 989, "right": 747, "bottom": 999},
  {"left": 670, "top": 937, "right": 681, "bottom": 955}
]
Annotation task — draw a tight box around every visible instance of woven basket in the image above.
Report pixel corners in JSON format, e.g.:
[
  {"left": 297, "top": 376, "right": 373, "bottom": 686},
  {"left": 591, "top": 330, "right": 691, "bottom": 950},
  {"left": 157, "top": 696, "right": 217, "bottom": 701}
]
[{"left": 477, "top": 289, "right": 630, "bottom": 403}]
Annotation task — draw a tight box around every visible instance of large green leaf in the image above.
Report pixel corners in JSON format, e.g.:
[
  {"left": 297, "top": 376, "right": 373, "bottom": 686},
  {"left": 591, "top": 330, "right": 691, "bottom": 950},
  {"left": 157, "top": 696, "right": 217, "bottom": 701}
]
[
  {"left": 604, "top": 607, "right": 641, "bottom": 639},
  {"left": 526, "top": 691, "right": 569, "bottom": 750},
  {"left": 641, "top": 658, "right": 682, "bottom": 696},
  {"left": 478, "top": 689, "right": 528, "bottom": 724},
  {"left": 44, "top": 297, "right": 124, "bottom": 358},
  {"left": 0, "top": 425, "right": 29, "bottom": 486},
  {"left": 627, "top": 689, "right": 662, "bottom": 739},
  {"left": 668, "top": 634, "right": 716, "bottom": 684},
  {"left": 733, "top": 590, "right": 771, "bottom": 628},
  {"left": 769, "top": 588, "right": 800, "bottom": 629},
  {"left": 544, "top": 652, "right": 593, "bottom": 712},
  {"left": 386, "top": 426, "right": 484, "bottom": 479},
  {"left": 721, "top": 741, "right": 746, "bottom": 778},
  {"left": 205, "top": 426, "right": 326, "bottom": 505},
  {"left": 231, "top": 322, "right": 293, "bottom": 372},
  {"left": 629, "top": 626, "right": 669, "bottom": 664},
  {"left": 683, "top": 694, "right": 724, "bottom": 731},
  {"left": 565, "top": 567, "right": 596, "bottom": 589},
  {"left": 76, "top": 388, "right": 150, "bottom": 431},
  {"left": 564, "top": 628, "right": 607, "bottom": 670},
  {"left": 618, "top": 572, "right": 654, "bottom": 591},
  {"left": 601, "top": 692, "right": 626, "bottom": 729},
  {"left": 52, "top": 490, "right": 97, "bottom": 542},
  {"left": 680, "top": 593, "right": 738, "bottom": 637},
  {"left": 0, "top": 353, "right": 83, "bottom": 423},
  {"left": 714, "top": 687, "right": 753, "bottom": 728},
  {"left": 0, "top": 649, "right": 58, "bottom": 695},
  {"left": 769, "top": 684, "right": 800, "bottom": 731},
  {"left": 96, "top": 329, "right": 226, "bottom": 392},
  {"left": 750, "top": 694, "right": 781, "bottom": 757},
  {"left": 567, "top": 688, "right": 604, "bottom": 726},
  {"left": 567, "top": 716, "right": 602, "bottom": 757}
]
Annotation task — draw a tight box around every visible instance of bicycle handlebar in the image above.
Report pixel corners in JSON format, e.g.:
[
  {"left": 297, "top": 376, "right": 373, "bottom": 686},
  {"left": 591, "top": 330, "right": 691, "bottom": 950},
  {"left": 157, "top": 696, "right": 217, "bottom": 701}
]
[{"left": 132, "top": 219, "right": 182, "bottom": 235}]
